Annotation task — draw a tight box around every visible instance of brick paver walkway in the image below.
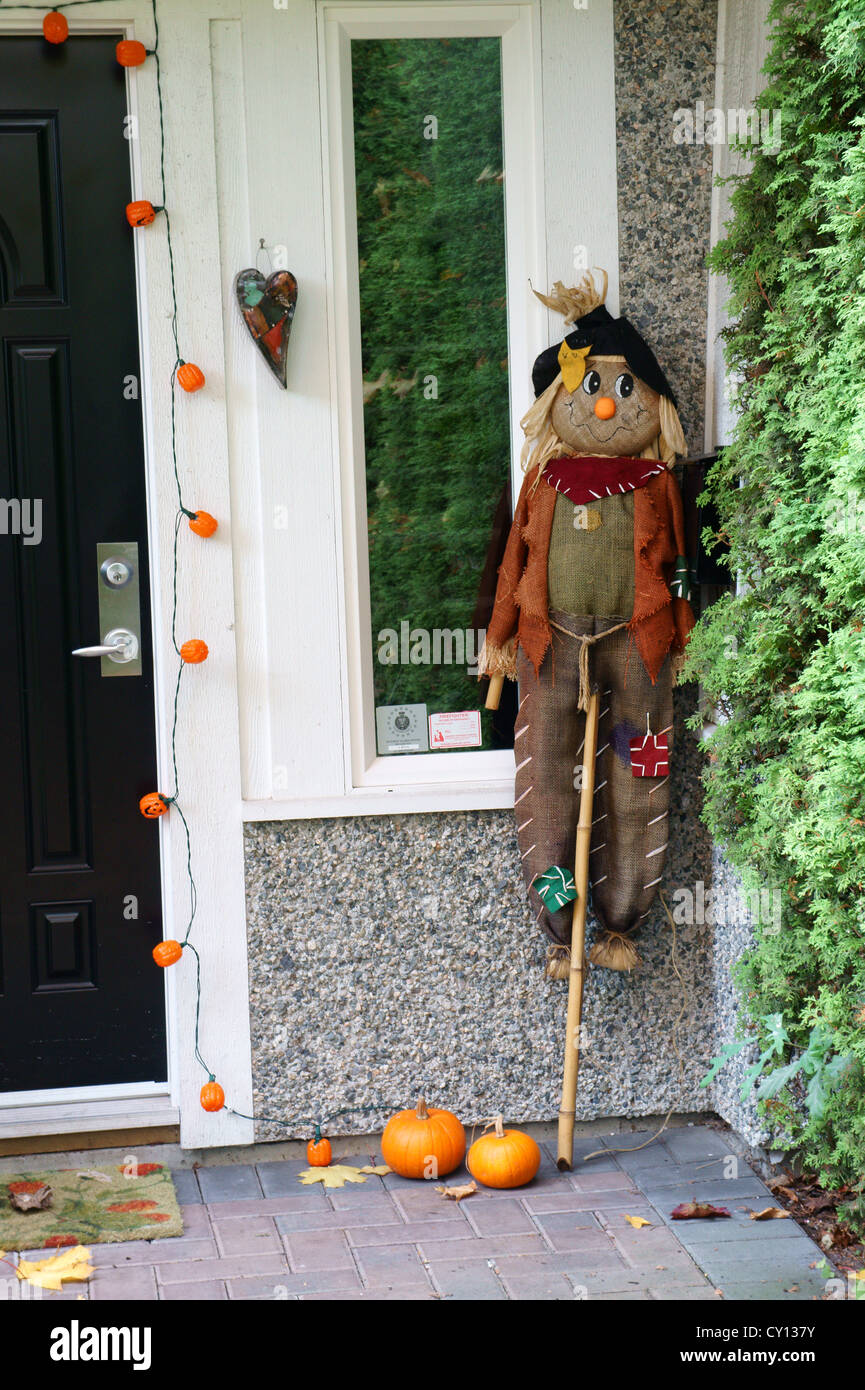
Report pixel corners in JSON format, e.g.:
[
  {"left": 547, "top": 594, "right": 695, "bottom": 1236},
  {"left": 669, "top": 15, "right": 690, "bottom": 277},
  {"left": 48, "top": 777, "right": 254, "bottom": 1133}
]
[{"left": 4, "top": 1126, "right": 829, "bottom": 1300}]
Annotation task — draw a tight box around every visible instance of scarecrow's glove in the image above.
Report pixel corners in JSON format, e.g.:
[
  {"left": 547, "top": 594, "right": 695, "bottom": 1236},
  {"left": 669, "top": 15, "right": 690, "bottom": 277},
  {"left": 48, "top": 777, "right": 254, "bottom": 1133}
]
[{"left": 477, "top": 635, "right": 518, "bottom": 681}]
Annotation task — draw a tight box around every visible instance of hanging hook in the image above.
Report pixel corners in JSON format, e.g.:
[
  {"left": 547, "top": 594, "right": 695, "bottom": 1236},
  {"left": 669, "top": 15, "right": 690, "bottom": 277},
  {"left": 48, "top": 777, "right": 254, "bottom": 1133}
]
[{"left": 255, "top": 238, "right": 273, "bottom": 275}]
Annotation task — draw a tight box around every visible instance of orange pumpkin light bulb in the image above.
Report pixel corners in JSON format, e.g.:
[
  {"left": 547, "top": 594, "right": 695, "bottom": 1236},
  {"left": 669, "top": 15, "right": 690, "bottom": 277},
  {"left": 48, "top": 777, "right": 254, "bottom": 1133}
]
[
  {"left": 43, "top": 12, "right": 69, "bottom": 44},
  {"left": 467, "top": 1115, "right": 541, "bottom": 1190},
  {"left": 126, "top": 200, "right": 158, "bottom": 228},
  {"left": 200, "top": 1079, "right": 225, "bottom": 1113},
  {"left": 180, "top": 639, "right": 209, "bottom": 664},
  {"left": 153, "top": 940, "right": 183, "bottom": 968},
  {"left": 188, "top": 510, "right": 218, "bottom": 538},
  {"left": 176, "top": 362, "right": 205, "bottom": 393},
  {"left": 116, "top": 40, "right": 148, "bottom": 67},
  {"left": 139, "top": 792, "right": 169, "bottom": 819},
  {"left": 381, "top": 1097, "right": 465, "bottom": 1180},
  {"left": 307, "top": 1126, "right": 332, "bottom": 1167}
]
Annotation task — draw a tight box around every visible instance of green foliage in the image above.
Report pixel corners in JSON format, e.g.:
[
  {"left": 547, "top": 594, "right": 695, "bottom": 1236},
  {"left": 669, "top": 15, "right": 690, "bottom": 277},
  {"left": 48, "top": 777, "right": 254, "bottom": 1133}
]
[
  {"left": 352, "top": 38, "right": 510, "bottom": 736},
  {"left": 684, "top": 0, "right": 865, "bottom": 1204}
]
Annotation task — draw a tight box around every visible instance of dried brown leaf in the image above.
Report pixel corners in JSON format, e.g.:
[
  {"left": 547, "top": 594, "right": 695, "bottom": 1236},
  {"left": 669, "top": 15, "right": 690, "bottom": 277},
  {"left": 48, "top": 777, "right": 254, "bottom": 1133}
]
[
  {"left": 435, "top": 1181, "right": 477, "bottom": 1202},
  {"left": 750, "top": 1206, "right": 791, "bottom": 1221}
]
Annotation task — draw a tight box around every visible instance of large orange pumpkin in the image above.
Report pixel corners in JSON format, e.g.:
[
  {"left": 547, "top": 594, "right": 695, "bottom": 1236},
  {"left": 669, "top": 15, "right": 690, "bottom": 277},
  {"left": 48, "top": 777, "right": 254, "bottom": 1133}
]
[
  {"left": 467, "top": 1115, "right": 541, "bottom": 1189},
  {"left": 381, "top": 1097, "right": 465, "bottom": 1180}
]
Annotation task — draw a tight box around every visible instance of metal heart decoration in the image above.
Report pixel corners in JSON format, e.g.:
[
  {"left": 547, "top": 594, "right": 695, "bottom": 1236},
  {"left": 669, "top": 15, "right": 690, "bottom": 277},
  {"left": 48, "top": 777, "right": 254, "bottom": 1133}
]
[{"left": 234, "top": 267, "right": 298, "bottom": 388}]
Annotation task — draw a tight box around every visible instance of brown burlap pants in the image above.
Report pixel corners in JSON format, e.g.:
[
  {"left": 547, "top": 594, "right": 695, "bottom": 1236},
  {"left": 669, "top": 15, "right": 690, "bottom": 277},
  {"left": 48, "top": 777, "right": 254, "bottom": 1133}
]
[{"left": 514, "top": 611, "right": 673, "bottom": 948}]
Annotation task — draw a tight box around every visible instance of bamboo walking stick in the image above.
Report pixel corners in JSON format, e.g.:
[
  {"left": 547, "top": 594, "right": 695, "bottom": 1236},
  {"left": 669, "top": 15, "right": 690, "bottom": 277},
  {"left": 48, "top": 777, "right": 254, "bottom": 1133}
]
[
  {"left": 485, "top": 674, "right": 504, "bottom": 710},
  {"left": 556, "top": 686, "right": 601, "bottom": 1170}
]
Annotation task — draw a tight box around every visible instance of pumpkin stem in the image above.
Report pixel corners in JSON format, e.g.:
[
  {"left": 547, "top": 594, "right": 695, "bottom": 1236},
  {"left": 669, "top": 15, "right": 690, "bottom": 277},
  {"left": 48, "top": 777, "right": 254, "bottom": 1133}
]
[
  {"left": 495, "top": 1114, "right": 505, "bottom": 1139},
  {"left": 415, "top": 1097, "right": 429, "bottom": 1120}
]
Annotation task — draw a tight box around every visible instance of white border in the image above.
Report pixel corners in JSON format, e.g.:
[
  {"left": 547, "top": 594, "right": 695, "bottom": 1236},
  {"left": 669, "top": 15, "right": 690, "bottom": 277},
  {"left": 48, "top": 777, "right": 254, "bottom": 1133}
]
[{"left": 318, "top": 1, "right": 545, "bottom": 804}]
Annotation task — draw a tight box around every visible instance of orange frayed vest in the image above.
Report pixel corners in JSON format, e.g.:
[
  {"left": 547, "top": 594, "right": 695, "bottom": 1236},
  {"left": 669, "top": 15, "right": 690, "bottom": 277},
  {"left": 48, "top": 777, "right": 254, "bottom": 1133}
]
[{"left": 485, "top": 465, "right": 695, "bottom": 683}]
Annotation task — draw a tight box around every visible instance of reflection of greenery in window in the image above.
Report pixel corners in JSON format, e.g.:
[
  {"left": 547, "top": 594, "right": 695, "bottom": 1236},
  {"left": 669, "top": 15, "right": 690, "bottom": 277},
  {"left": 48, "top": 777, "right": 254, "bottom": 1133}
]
[{"left": 352, "top": 38, "right": 510, "bottom": 748}]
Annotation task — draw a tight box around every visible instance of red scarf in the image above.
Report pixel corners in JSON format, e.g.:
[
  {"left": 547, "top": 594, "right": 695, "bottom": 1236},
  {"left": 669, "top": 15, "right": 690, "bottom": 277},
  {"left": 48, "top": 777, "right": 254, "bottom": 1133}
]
[{"left": 544, "top": 455, "right": 665, "bottom": 505}]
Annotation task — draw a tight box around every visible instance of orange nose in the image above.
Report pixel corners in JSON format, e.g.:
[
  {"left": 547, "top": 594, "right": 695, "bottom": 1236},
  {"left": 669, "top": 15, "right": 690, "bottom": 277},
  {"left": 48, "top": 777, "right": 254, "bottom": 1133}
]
[{"left": 594, "top": 396, "right": 616, "bottom": 420}]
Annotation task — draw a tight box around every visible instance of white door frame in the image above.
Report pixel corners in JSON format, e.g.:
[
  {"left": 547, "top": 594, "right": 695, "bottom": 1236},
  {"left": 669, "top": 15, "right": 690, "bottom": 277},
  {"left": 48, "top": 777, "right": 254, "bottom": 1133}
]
[{"left": 0, "top": 4, "right": 254, "bottom": 1149}]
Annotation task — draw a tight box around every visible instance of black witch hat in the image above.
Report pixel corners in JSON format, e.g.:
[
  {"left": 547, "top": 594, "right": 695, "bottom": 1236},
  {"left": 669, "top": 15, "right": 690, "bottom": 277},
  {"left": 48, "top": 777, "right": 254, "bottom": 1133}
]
[{"left": 532, "top": 302, "right": 678, "bottom": 407}]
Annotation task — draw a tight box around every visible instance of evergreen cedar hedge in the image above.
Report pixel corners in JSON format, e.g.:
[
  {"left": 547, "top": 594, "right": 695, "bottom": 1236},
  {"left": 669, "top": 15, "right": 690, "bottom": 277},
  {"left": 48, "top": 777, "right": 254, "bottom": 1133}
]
[
  {"left": 685, "top": 0, "right": 865, "bottom": 1215},
  {"left": 352, "top": 38, "right": 509, "bottom": 731}
]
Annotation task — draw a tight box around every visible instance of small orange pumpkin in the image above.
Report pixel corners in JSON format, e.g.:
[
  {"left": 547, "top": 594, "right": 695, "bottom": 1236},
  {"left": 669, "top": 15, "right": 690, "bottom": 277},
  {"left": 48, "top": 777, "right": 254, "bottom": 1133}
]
[
  {"left": 188, "top": 510, "right": 218, "bottom": 538},
  {"left": 139, "top": 792, "right": 169, "bottom": 819},
  {"left": 307, "top": 1126, "right": 332, "bottom": 1167},
  {"left": 200, "top": 1080, "right": 225, "bottom": 1112},
  {"left": 381, "top": 1097, "right": 465, "bottom": 1180},
  {"left": 43, "top": 12, "right": 68, "bottom": 44},
  {"left": 152, "top": 939, "right": 183, "bottom": 968},
  {"left": 176, "top": 361, "right": 205, "bottom": 393},
  {"left": 126, "top": 200, "right": 157, "bottom": 228},
  {"left": 116, "top": 39, "right": 148, "bottom": 67},
  {"left": 180, "top": 639, "right": 208, "bottom": 664},
  {"left": 467, "top": 1115, "right": 541, "bottom": 1189}
]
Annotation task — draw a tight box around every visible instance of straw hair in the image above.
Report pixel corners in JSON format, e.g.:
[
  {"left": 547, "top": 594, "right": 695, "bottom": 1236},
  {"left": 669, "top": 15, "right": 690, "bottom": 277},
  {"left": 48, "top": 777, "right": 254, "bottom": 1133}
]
[{"left": 532, "top": 269, "right": 609, "bottom": 325}]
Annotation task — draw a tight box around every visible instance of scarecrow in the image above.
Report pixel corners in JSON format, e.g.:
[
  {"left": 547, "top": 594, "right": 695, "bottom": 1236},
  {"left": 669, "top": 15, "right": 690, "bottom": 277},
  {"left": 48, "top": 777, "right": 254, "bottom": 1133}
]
[{"left": 480, "top": 272, "right": 695, "bottom": 978}]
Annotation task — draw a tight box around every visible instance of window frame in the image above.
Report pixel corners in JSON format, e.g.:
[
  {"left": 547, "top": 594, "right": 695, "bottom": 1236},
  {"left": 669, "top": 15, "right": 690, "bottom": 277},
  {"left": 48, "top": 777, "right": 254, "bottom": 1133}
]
[{"left": 318, "top": 0, "right": 546, "bottom": 804}]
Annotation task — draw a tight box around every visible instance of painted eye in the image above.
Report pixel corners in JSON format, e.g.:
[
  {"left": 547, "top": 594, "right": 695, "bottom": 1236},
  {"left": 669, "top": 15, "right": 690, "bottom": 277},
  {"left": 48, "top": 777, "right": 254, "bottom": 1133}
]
[
  {"left": 581, "top": 370, "right": 601, "bottom": 395},
  {"left": 615, "top": 373, "right": 635, "bottom": 398}
]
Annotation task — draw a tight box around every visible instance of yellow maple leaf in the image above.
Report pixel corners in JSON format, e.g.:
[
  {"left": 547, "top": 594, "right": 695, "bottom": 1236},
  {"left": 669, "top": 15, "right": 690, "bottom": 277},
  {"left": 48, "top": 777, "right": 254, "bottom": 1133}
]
[
  {"left": 624, "top": 1215, "right": 652, "bottom": 1229},
  {"left": 358, "top": 1165, "right": 391, "bottom": 1176},
  {"left": 17, "top": 1245, "right": 93, "bottom": 1291},
  {"left": 298, "top": 1165, "right": 377, "bottom": 1189}
]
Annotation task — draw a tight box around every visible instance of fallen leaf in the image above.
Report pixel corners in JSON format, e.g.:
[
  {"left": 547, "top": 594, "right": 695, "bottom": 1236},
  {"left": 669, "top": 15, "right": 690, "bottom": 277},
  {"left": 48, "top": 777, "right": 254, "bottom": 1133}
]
[
  {"left": 298, "top": 1165, "right": 377, "bottom": 1189},
  {"left": 10, "top": 1184, "right": 53, "bottom": 1213},
  {"left": 671, "top": 1201, "right": 731, "bottom": 1220},
  {"left": 76, "top": 1170, "right": 112, "bottom": 1184},
  {"left": 436, "top": 1182, "right": 477, "bottom": 1202},
  {"left": 750, "top": 1206, "right": 791, "bottom": 1221},
  {"left": 624, "top": 1214, "right": 652, "bottom": 1229},
  {"left": 358, "top": 1165, "right": 391, "bottom": 1176},
  {"left": 17, "top": 1245, "right": 92, "bottom": 1292}
]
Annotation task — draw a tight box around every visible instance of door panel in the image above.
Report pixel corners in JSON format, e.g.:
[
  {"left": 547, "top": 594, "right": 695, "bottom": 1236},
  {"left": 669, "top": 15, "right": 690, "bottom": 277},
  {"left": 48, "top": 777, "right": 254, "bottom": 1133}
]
[{"left": 0, "top": 35, "right": 166, "bottom": 1091}]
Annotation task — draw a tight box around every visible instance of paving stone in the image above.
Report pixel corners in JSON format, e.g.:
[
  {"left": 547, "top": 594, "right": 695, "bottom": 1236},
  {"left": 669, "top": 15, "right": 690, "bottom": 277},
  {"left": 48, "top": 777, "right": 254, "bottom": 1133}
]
[
  {"left": 391, "top": 1189, "right": 470, "bottom": 1222},
  {"left": 197, "top": 1165, "right": 263, "bottom": 1203},
  {"left": 419, "top": 1233, "right": 544, "bottom": 1262},
  {"left": 179, "top": 1204, "right": 211, "bottom": 1237},
  {"left": 671, "top": 1213, "right": 810, "bottom": 1244},
  {"left": 595, "top": 1289, "right": 652, "bottom": 1299},
  {"left": 522, "top": 1191, "right": 608, "bottom": 1219},
  {"left": 299, "top": 1288, "right": 436, "bottom": 1300},
  {"left": 90, "top": 1237, "right": 218, "bottom": 1267},
  {"left": 536, "top": 1215, "right": 623, "bottom": 1253},
  {"left": 492, "top": 1252, "right": 706, "bottom": 1293},
  {"left": 660, "top": 1129, "right": 738, "bottom": 1163},
  {"left": 229, "top": 1268, "right": 363, "bottom": 1298},
  {"left": 212, "top": 1215, "right": 282, "bottom": 1256},
  {"left": 569, "top": 1170, "right": 641, "bottom": 1195},
  {"left": 206, "top": 1194, "right": 327, "bottom": 1219},
  {"left": 426, "top": 1257, "right": 507, "bottom": 1301},
  {"left": 347, "top": 1219, "right": 472, "bottom": 1247},
  {"left": 90, "top": 1265, "right": 159, "bottom": 1301},
  {"left": 156, "top": 1253, "right": 288, "bottom": 1284},
  {"left": 542, "top": 1137, "right": 620, "bottom": 1172},
  {"left": 639, "top": 1167, "right": 769, "bottom": 1194},
  {"left": 644, "top": 1179, "right": 773, "bottom": 1209},
  {"left": 255, "top": 1159, "right": 312, "bottom": 1196},
  {"left": 649, "top": 1285, "right": 723, "bottom": 1301},
  {"left": 352, "top": 1242, "right": 434, "bottom": 1289},
  {"left": 160, "top": 1279, "right": 228, "bottom": 1300},
  {"left": 327, "top": 1180, "right": 391, "bottom": 1208},
  {"left": 275, "top": 1202, "right": 400, "bottom": 1234},
  {"left": 464, "top": 1199, "right": 537, "bottom": 1237},
  {"left": 170, "top": 1168, "right": 202, "bottom": 1205},
  {"left": 498, "top": 1268, "right": 586, "bottom": 1300},
  {"left": 284, "top": 1228, "right": 355, "bottom": 1271},
  {"left": 714, "top": 1276, "right": 828, "bottom": 1301},
  {"left": 690, "top": 1237, "right": 823, "bottom": 1277}
]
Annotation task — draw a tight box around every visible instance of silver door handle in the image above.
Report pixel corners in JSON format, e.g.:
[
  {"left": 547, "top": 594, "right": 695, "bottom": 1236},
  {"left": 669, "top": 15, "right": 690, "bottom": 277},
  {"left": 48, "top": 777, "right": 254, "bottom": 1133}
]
[{"left": 72, "top": 627, "right": 140, "bottom": 664}]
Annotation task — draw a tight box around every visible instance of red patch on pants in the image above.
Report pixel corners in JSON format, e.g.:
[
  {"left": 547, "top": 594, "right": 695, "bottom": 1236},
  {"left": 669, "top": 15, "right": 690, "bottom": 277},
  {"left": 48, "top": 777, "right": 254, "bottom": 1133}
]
[{"left": 630, "top": 733, "right": 669, "bottom": 777}]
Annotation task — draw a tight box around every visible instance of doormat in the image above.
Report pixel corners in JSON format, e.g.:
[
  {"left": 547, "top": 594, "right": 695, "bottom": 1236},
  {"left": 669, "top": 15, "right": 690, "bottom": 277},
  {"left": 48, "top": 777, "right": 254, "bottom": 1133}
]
[{"left": 0, "top": 1163, "right": 182, "bottom": 1251}]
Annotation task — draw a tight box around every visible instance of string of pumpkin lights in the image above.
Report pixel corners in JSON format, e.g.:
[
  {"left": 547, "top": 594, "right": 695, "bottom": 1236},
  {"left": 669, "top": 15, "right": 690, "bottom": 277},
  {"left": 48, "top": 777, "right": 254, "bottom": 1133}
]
[{"left": 7, "top": 0, "right": 407, "bottom": 1151}]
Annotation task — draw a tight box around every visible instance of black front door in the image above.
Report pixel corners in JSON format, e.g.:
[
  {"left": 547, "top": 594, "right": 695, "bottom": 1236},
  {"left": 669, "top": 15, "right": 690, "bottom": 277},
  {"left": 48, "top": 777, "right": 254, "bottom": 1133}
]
[{"left": 0, "top": 35, "right": 166, "bottom": 1091}]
